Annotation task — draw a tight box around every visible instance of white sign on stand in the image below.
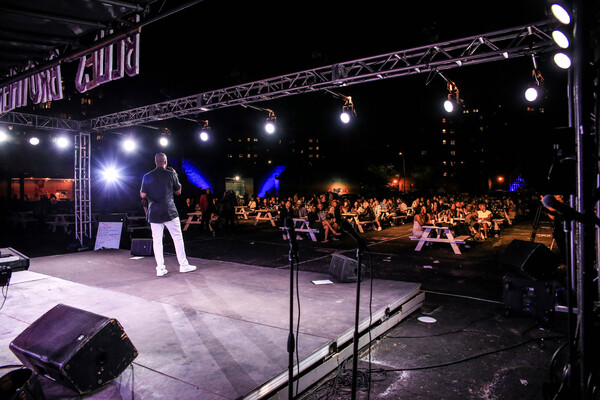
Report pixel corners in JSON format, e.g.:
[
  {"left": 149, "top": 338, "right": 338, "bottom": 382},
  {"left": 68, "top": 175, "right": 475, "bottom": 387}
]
[{"left": 94, "top": 222, "right": 123, "bottom": 250}]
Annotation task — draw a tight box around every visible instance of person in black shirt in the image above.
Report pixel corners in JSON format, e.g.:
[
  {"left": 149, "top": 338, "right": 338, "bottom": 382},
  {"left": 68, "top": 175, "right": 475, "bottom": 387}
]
[{"left": 140, "top": 153, "right": 196, "bottom": 277}]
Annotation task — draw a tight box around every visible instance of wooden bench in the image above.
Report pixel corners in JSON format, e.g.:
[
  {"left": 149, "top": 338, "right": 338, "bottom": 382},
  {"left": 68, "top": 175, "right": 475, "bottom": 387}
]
[
  {"left": 410, "top": 235, "right": 469, "bottom": 244},
  {"left": 390, "top": 215, "right": 407, "bottom": 225}
]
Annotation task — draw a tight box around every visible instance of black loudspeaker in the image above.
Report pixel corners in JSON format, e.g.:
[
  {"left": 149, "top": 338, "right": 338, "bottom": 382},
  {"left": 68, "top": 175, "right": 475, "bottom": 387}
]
[
  {"left": 9, "top": 304, "right": 138, "bottom": 395},
  {"left": 131, "top": 238, "right": 153, "bottom": 256},
  {"left": 329, "top": 253, "right": 364, "bottom": 283},
  {"left": 498, "top": 240, "right": 559, "bottom": 280},
  {"left": 502, "top": 275, "right": 559, "bottom": 320}
]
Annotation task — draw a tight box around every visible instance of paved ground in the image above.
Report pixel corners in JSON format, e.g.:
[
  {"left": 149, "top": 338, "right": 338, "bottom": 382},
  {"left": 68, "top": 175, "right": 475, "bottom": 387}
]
[{"left": 0, "top": 214, "right": 568, "bottom": 400}]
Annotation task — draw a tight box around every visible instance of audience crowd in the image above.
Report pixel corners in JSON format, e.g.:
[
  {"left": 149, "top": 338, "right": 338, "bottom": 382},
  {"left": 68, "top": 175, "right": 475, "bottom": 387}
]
[{"left": 184, "top": 190, "right": 535, "bottom": 243}]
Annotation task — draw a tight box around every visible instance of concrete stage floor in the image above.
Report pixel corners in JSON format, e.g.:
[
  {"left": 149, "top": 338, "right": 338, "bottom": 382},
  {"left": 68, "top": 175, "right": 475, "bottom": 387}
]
[
  {"left": 0, "top": 250, "right": 422, "bottom": 399},
  {"left": 0, "top": 214, "right": 568, "bottom": 399}
]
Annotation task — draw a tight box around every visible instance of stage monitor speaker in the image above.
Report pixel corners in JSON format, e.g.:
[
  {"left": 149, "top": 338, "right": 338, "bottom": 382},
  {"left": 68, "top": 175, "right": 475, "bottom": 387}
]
[
  {"left": 131, "top": 238, "right": 153, "bottom": 256},
  {"left": 329, "top": 253, "right": 364, "bottom": 283},
  {"left": 9, "top": 304, "right": 138, "bottom": 395},
  {"left": 502, "top": 275, "right": 559, "bottom": 320},
  {"left": 498, "top": 239, "right": 559, "bottom": 280}
]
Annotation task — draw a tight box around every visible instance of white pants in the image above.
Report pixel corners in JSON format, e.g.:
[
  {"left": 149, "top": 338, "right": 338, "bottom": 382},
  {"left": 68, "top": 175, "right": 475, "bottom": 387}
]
[{"left": 150, "top": 217, "right": 189, "bottom": 268}]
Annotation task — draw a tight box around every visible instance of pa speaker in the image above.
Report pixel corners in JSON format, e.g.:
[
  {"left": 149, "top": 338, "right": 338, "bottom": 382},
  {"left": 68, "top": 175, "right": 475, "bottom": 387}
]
[
  {"left": 9, "top": 304, "right": 138, "bottom": 395},
  {"left": 498, "top": 240, "right": 559, "bottom": 280},
  {"left": 329, "top": 253, "right": 364, "bottom": 283},
  {"left": 131, "top": 238, "right": 153, "bottom": 256}
]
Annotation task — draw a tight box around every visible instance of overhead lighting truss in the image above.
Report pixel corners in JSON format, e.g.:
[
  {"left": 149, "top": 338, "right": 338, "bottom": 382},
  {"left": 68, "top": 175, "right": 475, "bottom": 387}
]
[{"left": 0, "top": 21, "right": 557, "bottom": 133}]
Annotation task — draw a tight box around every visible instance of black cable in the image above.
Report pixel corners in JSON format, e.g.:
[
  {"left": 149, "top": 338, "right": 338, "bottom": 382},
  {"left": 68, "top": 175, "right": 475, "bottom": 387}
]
[
  {"left": 295, "top": 255, "right": 301, "bottom": 398},
  {"left": 370, "top": 335, "right": 565, "bottom": 373},
  {"left": 0, "top": 280, "right": 9, "bottom": 311}
]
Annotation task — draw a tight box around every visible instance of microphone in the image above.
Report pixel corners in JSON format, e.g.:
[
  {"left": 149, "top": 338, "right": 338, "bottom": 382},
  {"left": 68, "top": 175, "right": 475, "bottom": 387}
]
[
  {"left": 284, "top": 216, "right": 298, "bottom": 255},
  {"left": 542, "top": 195, "right": 600, "bottom": 226},
  {"left": 341, "top": 219, "right": 366, "bottom": 251}
]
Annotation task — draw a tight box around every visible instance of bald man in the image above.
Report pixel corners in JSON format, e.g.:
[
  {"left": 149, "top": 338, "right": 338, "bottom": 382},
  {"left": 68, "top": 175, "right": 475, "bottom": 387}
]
[{"left": 140, "top": 153, "right": 196, "bottom": 276}]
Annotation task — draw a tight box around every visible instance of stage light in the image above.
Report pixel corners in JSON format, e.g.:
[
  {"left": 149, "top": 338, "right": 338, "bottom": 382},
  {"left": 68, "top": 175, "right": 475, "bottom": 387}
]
[
  {"left": 525, "top": 55, "right": 543, "bottom": 102},
  {"left": 100, "top": 166, "right": 121, "bottom": 183},
  {"left": 443, "top": 80, "right": 460, "bottom": 113},
  {"left": 340, "top": 97, "right": 356, "bottom": 124},
  {"left": 56, "top": 136, "right": 70, "bottom": 149},
  {"left": 159, "top": 137, "right": 169, "bottom": 147},
  {"left": 552, "top": 30, "right": 570, "bottom": 49},
  {"left": 264, "top": 110, "right": 276, "bottom": 134},
  {"left": 550, "top": 3, "right": 571, "bottom": 25},
  {"left": 525, "top": 87, "right": 539, "bottom": 102},
  {"left": 554, "top": 52, "right": 571, "bottom": 69},
  {"left": 198, "top": 120, "right": 210, "bottom": 142},
  {"left": 29, "top": 137, "right": 40, "bottom": 146},
  {"left": 122, "top": 138, "right": 136, "bottom": 152},
  {"left": 0, "top": 130, "right": 8, "bottom": 143}
]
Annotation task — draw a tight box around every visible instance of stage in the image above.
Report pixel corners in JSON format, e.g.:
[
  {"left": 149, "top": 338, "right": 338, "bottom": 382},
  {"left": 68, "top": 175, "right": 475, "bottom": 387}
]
[{"left": 0, "top": 250, "right": 423, "bottom": 399}]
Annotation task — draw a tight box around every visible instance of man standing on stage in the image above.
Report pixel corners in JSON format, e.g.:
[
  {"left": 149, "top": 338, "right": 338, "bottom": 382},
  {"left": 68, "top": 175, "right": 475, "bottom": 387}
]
[{"left": 140, "top": 153, "right": 196, "bottom": 277}]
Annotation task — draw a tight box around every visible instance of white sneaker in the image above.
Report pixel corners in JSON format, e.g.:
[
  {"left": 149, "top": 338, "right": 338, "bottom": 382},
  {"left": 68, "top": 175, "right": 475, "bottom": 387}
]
[
  {"left": 180, "top": 264, "right": 197, "bottom": 273},
  {"left": 156, "top": 267, "right": 168, "bottom": 277}
]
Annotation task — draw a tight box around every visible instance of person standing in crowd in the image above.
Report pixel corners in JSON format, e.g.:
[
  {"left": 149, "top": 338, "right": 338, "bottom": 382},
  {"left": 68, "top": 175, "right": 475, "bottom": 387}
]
[
  {"left": 140, "top": 153, "right": 196, "bottom": 277},
  {"left": 199, "top": 188, "right": 217, "bottom": 233}
]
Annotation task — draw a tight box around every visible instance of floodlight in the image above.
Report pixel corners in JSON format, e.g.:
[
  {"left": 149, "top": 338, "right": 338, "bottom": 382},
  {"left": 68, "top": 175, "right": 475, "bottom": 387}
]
[
  {"left": 525, "top": 87, "right": 539, "bottom": 102},
  {"left": 0, "top": 130, "right": 8, "bottom": 142},
  {"left": 198, "top": 120, "right": 210, "bottom": 141},
  {"left": 122, "top": 138, "right": 136, "bottom": 152},
  {"left": 550, "top": 3, "right": 571, "bottom": 24},
  {"left": 554, "top": 52, "right": 572, "bottom": 69},
  {"left": 552, "top": 30, "right": 570, "bottom": 49},
  {"left": 29, "top": 137, "right": 40, "bottom": 145},
  {"left": 264, "top": 110, "right": 276, "bottom": 134},
  {"left": 340, "top": 97, "right": 356, "bottom": 124},
  {"left": 159, "top": 137, "right": 169, "bottom": 147},
  {"left": 443, "top": 79, "right": 460, "bottom": 113},
  {"left": 56, "top": 136, "right": 70, "bottom": 148},
  {"left": 525, "top": 57, "right": 543, "bottom": 102},
  {"left": 100, "top": 166, "right": 121, "bottom": 183}
]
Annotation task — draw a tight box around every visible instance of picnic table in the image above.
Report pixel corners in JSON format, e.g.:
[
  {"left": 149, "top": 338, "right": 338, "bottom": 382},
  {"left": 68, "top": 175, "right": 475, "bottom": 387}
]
[
  {"left": 46, "top": 213, "right": 75, "bottom": 233},
  {"left": 410, "top": 225, "right": 470, "bottom": 255},
  {"left": 253, "top": 209, "right": 278, "bottom": 227},
  {"left": 235, "top": 206, "right": 250, "bottom": 219},
  {"left": 182, "top": 211, "right": 203, "bottom": 231},
  {"left": 279, "top": 218, "right": 320, "bottom": 242}
]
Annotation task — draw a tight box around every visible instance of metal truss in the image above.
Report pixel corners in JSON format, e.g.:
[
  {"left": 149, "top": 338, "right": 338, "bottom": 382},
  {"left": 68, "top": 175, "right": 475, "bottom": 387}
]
[
  {"left": 0, "top": 20, "right": 557, "bottom": 133},
  {"left": 0, "top": 111, "right": 81, "bottom": 131},
  {"left": 83, "top": 20, "right": 557, "bottom": 131}
]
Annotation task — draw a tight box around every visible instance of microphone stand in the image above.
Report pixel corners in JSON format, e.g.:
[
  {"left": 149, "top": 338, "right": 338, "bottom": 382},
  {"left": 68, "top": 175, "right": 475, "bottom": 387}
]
[
  {"left": 351, "top": 244, "right": 363, "bottom": 400},
  {"left": 286, "top": 228, "right": 298, "bottom": 399}
]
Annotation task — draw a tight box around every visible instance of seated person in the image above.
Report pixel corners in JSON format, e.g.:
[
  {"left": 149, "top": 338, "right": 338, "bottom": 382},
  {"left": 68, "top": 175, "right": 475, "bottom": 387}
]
[
  {"left": 412, "top": 206, "right": 430, "bottom": 238},
  {"left": 476, "top": 202, "right": 492, "bottom": 240},
  {"left": 357, "top": 200, "right": 382, "bottom": 231},
  {"left": 317, "top": 203, "right": 341, "bottom": 242}
]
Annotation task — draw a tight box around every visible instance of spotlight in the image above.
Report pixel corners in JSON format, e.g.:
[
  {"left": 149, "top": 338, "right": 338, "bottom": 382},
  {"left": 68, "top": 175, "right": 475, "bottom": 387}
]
[
  {"left": 264, "top": 110, "right": 276, "bottom": 134},
  {"left": 122, "top": 138, "right": 136, "bottom": 152},
  {"left": 552, "top": 30, "right": 570, "bottom": 49},
  {"left": 554, "top": 53, "right": 572, "bottom": 69},
  {"left": 159, "top": 137, "right": 169, "bottom": 147},
  {"left": 0, "top": 130, "right": 8, "bottom": 143},
  {"left": 525, "top": 56, "right": 543, "bottom": 102},
  {"left": 550, "top": 3, "right": 571, "bottom": 25},
  {"left": 525, "top": 87, "right": 539, "bottom": 102},
  {"left": 100, "top": 166, "right": 121, "bottom": 183},
  {"left": 56, "top": 136, "right": 70, "bottom": 149},
  {"left": 29, "top": 137, "right": 40, "bottom": 146},
  {"left": 444, "top": 80, "right": 460, "bottom": 113},
  {"left": 198, "top": 120, "right": 210, "bottom": 142},
  {"left": 340, "top": 97, "right": 356, "bottom": 124}
]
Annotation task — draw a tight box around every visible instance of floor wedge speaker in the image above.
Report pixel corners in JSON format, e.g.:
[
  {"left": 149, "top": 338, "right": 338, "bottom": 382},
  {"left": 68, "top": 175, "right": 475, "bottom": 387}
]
[
  {"left": 498, "top": 239, "right": 559, "bottom": 280},
  {"left": 9, "top": 304, "right": 138, "bottom": 395},
  {"left": 329, "top": 253, "right": 364, "bottom": 283},
  {"left": 131, "top": 238, "right": 153, "bottom": 256}
]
